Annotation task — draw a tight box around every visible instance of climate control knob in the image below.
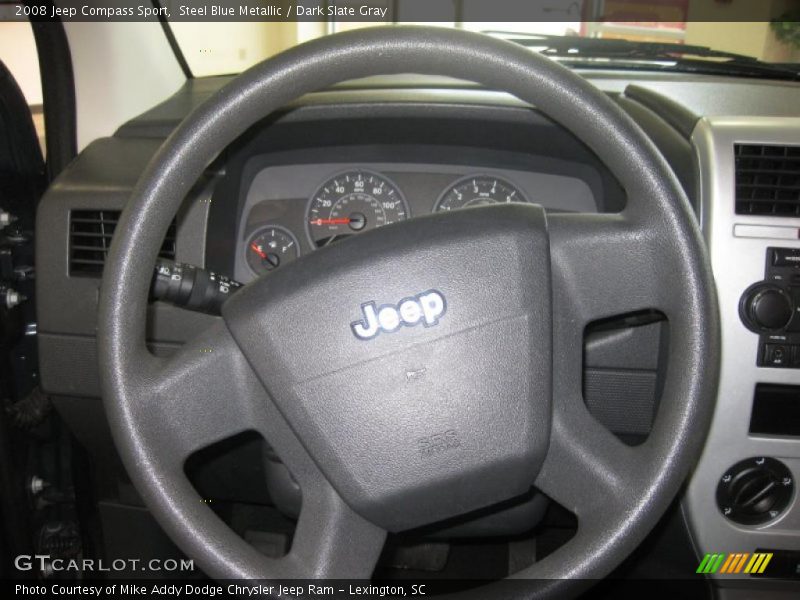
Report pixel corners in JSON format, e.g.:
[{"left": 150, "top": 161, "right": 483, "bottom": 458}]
[
  {"left": 741, "top": 284, "right": 793, "bottom": 332},
  {"left": 717, "top": 457, "right": 793, "bottom": 525}
]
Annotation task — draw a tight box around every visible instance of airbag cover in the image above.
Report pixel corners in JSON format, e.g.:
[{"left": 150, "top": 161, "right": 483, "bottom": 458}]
[{"left": 222, "top": 204, "right": 552, "bottom": 530}]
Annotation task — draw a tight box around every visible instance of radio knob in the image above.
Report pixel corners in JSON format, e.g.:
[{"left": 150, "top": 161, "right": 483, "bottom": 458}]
[{"left": 742, "top": 285, "right": 793, "bottom": 332}]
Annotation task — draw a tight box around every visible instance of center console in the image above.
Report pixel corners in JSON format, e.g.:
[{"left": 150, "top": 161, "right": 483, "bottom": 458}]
[
  {"left": 740, "top": 247, "right": 800, "bottom": 369},
  {"left": 685, "top": 117, "right": 800, "bottom": 591}
]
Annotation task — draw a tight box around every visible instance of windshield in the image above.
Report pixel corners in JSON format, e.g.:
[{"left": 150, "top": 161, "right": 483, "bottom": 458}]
[{"left": 167, "top": 1, "right": 800, "bottom": 78}]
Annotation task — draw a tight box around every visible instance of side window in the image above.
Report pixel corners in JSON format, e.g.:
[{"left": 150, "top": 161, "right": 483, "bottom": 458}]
[{"left": 0, "top": 20, "right": 44, "bottom": 154}]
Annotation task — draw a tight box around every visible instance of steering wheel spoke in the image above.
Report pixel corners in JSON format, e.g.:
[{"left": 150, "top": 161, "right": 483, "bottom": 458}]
[
  {"left": 548, "top": 212, "right": 675, "bottom": 325},
  {"left": 142, "top": 321, "right": 387, "bottom": 579},
  {"left": 539, "top": 211, "right": 677, "bottom": 519},
  {"left": 144, "top": 320, "right": 267, "bottom": 466},
  {"left": 282, "top": 478, "right": 387, "bottom": 579},
  {"left": 534, "top": 390, "right": 640, "bottom": 518}
]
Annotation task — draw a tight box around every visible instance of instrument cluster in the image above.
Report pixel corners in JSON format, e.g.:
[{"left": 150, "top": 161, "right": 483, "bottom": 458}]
[{"left": 236, "top": 162, "right": 596, "bottom": 283}]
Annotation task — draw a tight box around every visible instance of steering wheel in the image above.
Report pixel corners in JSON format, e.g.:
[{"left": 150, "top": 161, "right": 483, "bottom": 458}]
[{"left": 98, "top": 26, "right": 719, "bottom": 597}]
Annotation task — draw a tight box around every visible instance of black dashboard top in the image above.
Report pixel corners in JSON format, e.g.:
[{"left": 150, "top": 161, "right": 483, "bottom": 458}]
[{"left": 114, "top": 72, "right": 800, "bottom": 141}]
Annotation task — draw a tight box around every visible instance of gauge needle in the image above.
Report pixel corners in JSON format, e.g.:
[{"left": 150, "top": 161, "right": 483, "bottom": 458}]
[
  {"left": 250, "top": 243, "right": 267, "bottom": 259},
  {"left": 310, "top": 218, "right": 351, "bottom": 226}
]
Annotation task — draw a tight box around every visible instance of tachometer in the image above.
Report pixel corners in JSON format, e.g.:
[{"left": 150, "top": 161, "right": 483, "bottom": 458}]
[
  {"left": 434, "top": 175, "right": 530, "bottom": 212},
  {"left": 307, "top": 170, "right": 408, "bottom": 248}
]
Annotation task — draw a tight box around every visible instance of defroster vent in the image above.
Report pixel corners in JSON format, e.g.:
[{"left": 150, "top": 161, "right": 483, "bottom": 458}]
[
  {"left": 69, "top": 210, "right": 177, "bottom": 275},
  {"left": 735, "top": 144, "right": 800, "bottom": 217}
]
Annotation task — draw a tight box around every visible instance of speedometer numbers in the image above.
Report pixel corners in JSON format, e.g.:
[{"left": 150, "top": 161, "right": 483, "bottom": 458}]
[
  {"left": 434, "top": 175, "right": 530, "bottom": 212},
  {"left": 307, "top": 170, "right": 409, "bottom": 248}
]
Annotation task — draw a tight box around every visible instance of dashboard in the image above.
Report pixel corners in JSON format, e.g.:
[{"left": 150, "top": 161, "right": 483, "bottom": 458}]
[
  {"left": 234, "top": 157, "right": 596, "bottom": 283},
  {"left": 33, "top": 70, "right": 800, "bottom": 595}
]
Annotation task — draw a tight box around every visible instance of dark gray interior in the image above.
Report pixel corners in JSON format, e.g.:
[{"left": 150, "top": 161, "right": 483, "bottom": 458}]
[{"left": 23, "top": 20, "right": 800, "bottom": 600}]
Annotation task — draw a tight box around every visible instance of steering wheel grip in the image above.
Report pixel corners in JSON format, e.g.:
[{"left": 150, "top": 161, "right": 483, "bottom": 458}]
[{"left": 98, "top": 26, "right": 719, "bottom": 597}]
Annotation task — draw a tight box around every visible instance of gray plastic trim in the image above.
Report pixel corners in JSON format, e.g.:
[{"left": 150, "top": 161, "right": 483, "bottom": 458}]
[{"left": 36, "top": 137, "right": 216, "bottom": 396}]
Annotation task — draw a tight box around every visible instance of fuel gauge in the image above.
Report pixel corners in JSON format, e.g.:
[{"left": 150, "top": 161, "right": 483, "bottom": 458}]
[{"left": 246, "top": 226, "right": 300, "bottom": 276}]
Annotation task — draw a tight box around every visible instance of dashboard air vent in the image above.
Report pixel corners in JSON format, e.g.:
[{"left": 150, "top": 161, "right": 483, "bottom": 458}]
[
  {"left": 735, "top": 144, "right": 800, "bottom": 217},
  {"left": 69, "top": 210, "right": 177, "bottom": 276}
]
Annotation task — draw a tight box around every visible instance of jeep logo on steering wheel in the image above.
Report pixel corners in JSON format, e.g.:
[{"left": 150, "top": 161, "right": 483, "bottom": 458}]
[{"left": 350, "top": 290, "right": 447, "bottom": 340}]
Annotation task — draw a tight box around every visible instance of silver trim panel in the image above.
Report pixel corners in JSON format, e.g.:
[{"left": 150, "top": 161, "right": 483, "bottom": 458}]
[{"left": 684, "top": 117, "right": 800, "bottom": 586}]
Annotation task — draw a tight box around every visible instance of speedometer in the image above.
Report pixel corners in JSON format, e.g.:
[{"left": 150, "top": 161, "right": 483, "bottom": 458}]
[
  {"left": 434, "top": 175, "right": 530, "bottom": 212},
  {"left": 307, "top": 170, "right": 409, "bottom": 248}
]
